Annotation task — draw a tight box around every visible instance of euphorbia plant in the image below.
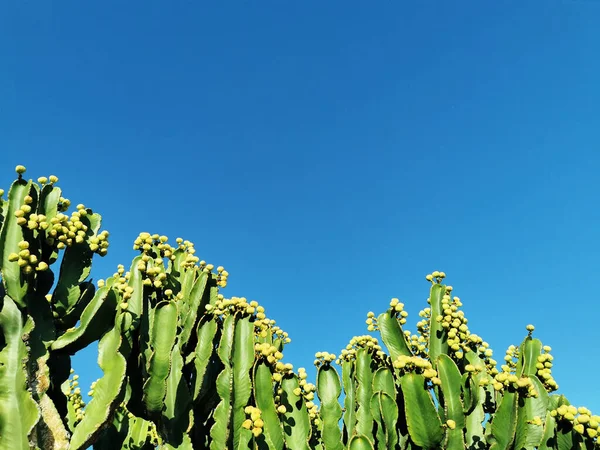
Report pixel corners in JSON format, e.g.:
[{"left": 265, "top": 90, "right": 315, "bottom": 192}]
[{"left": 0, "top": 165, "right": 597, "bottom": 449}]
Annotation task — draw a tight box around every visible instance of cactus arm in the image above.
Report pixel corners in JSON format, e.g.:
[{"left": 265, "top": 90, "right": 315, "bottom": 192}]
[
  {"left": 142, "top": 300, "right": 179, "bottom": 416},
  {"left": 488, "top": 390, "right": 518, "bottom": 450},
  {"left": 518, "top": 337, "right": 543, "bottom": 377},
  {"left": 371, "top": 367, "right": 398, "bottom": 448},
  {"left": 539, "top": 394, "right": 561, "bottom": 450},
  {"left": 377, "top": 311, "right": 412, "bottom": 360},
  {"left": 348, "top": 434, "right": 375, "bottom": 450},
  {"left": 370, "top": 392, "right": 386, "bottom": 449},
  {"left": 280, "top": 374, "right": 312, "bottom": 450},
  {"left": 463, "top": 350, "right": 489, "bottom": 414},
  {"left": 400, "top": 373, "right": 444, "bottom": 449},
  {"left": 56, "top": 281, "right": 96, "bottom": 332},
  {"left": 437, "top": 354, "right": 466, "bottom": 450},
  {"left": 125, "top": 256, "right": 144, "bottom": 319},
  {"left": 354, "top": 349, "right": 375, "bottom": 438},
  {"left": 162, "top": 342, "right": 193, "bottom": 449},
  {"left": 465, "top": 392, "right": 486, "bottom": 450},
  {"left": 52, "top": 212, "right": 102, "bottom": 321},
  {"left": 126, "top": 416, "right": 154, "bottom": 449},
  {"left": 0, "top": 191, "right": 7, "bottom": 234},
  {"left": 461, "top": 373, "right": 476, "bottom": 416},
  {"left": 371, "top": 391, "right": 398, "bottom": 449},
  {"left": 462, "top": 352, "right": 491, "bottom": 449},
  {"left": 192, "top": 317, "right": 219, "bottom": 401},
  {"left": 0, "top": 296, "right": 40, "bottom": 449},
  {"left": 60, "top": 376, "right": 80, "bottom": 433},
  {"left": 209, "top": 313, "right": 236, "bottom": 449},
  {"left": 372, "top": 367, "right": 395, "bottom": 395},
  {"left": 69, "top": 320, "right": 128, "bottom": 450},
  {"left": 555, "top": 423, "right": 578, "bottom": 450},
  {"left": 89, "top": 409, "right": 127, "bottom": 450},
  {"left": 316, "top": 363, "right": 343, "bottom": 450},
  {"left": 514, "top": 376, "right": 549, "bottom": 450},
  {"left": 341, "top": 360, "right": 357, "bottom": 441},
  {"left": 427, "top": 284, "right": 448, "bottom": 365},
  {"left": 0, "top": 179, "right": 32, "bottom": 307},
  {"left": 179, "top": 271, "right": 208, "bottom": 349},
  {"left": 232, "top": 315, "right": 255, "bottom": 450},
  {"left": 51, "top": 286, "right": 117, "bottom": 353},
  {"left": 254, "top": 361, "right": 285, "bottom": 450},
  {"left": 37, "top": 394, "right": 70, "bottom": 450},
  {"left": 538, "top": 414, "right": 557, "bottom": 450},
  {"left": 37, "top": 183, "right": 62, "bottom": 264}
]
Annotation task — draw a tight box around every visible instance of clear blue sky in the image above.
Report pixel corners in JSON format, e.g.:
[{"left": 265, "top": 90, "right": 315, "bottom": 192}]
[{"left": 1, "top": 1, "right": 599, "bottom": 412}]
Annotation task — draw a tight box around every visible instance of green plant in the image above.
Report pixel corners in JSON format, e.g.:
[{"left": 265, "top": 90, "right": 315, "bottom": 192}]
[{"left": 0, "top": 165, "right": 598, "bottom": 450}]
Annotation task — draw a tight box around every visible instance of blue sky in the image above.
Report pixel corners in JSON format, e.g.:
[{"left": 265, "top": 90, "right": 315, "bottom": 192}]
[{"left": 1, "top": 1, "right": 599, "bottom": 412}]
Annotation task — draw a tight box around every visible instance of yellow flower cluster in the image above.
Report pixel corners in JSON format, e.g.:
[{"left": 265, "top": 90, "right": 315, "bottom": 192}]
[
  {"left": 207, "top": 296, "right": 260, "bottom": 317},
  {"left": 551, "top": 405, "right": 599, "bottom": 439},
  {"left": 12, "top": 190, "right": 109, "bottom": 257},
  {"left": 527, "top": 416, "right": 544, "bottom": 426},
  {"left": 501, "top": 344, "right": 519, "bottom": 374},
  {"left": 492, "top": 372, "right": 538, "bottom": 397},
  {"left": 365, "top": 311, "right": 378, "bottom": 332},
  {"left": 13, "top": 165, "right": 57, "bottom": 186},
  {"left": 87, "top": 379, "right": 97, "bottom": 398},
  {"left": 425, "top": 270, "right": 446, "bottom": 284},
  {"left": 536, "top": 346, "right": 558, "bottom": 392},
  {"left": 415, "top": 307, "right": 431, "bottom": 342},
  {"left": 389, "top": 298, "right": 408, "bottom": 325},
  {"left": 133, "top": 233, "right": 216, "bottom": 277},
  {"left": 216, "top": 265, "right": 229, "bottom": 288},
  {"left": 425, "top": 273, "right": 498, "bottom": 373},
  {"left": 392, "top": 355, "right": 441, "bottom": 385},
  {"left": 65, "top": 369, "right": 86, "bottom": 424},
  {"left": 314, "top": 351, "right": 336, "bottom": 367},
  {"left": 254, "top": 341, "right": 291, "bottom": 382},
  {"left": 205, "top": 295, "right": 291, "bottom": 347},
  {"left": 435, "top": 292, "right": 473, "bottom": 360},
  {"left": 133, "top": 232, "right": 177, "bottom": 260},
  {"left": 7, "top": 240, "right": 48, "bottom": 274},
  {"left": 242, "top": 406, "right": 264, "bottom": 437},
  {"left": 251, "top": 308, "right": 290, "bottom": 344},
  {"left": 106, "top": 264, "right": 135, "bottom": 309},
  {"left": 403, "top": 330, "right": 428, "bottom": 358},
  {"left": 337, "top": 335, "right": 386, "bottom": 364},
  {"left": 294, "top": 368, "right": 319, "bottom": 424}
]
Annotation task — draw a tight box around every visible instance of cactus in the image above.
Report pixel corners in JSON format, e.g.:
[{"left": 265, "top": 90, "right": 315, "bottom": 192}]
[{"left": 0, "top": 166, "right": 599, "bottom": 450}]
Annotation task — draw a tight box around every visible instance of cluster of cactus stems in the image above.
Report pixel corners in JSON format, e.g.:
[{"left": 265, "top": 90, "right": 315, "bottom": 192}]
[{"left": 0, "top": 166, "right": 598, "bottom": 450}]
